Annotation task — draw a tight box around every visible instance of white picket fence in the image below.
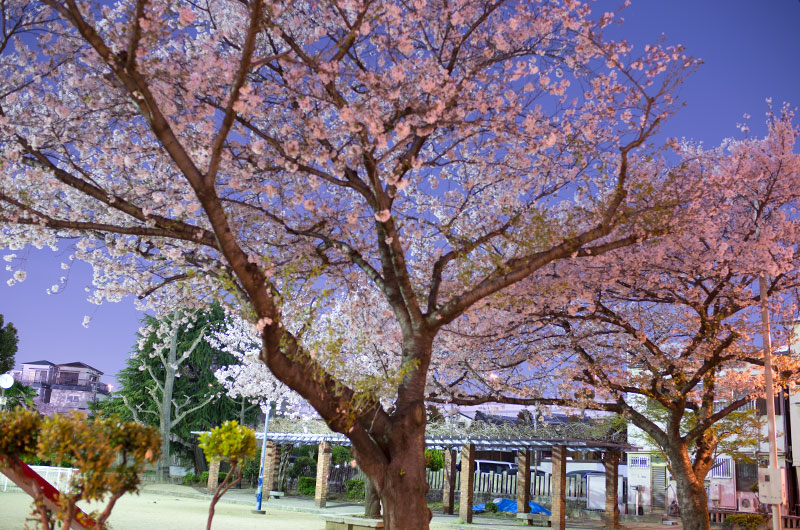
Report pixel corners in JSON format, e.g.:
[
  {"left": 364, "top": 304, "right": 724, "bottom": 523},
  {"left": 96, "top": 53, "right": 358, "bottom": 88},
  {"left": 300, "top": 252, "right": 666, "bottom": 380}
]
[
  {"left": 0, "top": 466, "right": 76, "bottom": 493},
  {"left": 425, "top": 469, "right": 588, "bottom": 500}
]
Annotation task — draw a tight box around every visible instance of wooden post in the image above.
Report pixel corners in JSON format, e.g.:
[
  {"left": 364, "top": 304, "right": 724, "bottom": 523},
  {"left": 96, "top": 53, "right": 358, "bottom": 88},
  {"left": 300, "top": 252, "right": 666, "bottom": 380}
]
[
  {"left": 551, "top": 446, "right": 567, "bottom": 530},
  {"left": 314, "top": 441, "right": 332, "bottom": 508},
  {"left": 458, "top": 443, "right": 475, "bottom": 523},
  {"left": 517, "top": 449, "right": 532, "bottom": 525},
  {"left": 207, "top": 458, "right": 220, "bottom": 494},
  {"left": 604, "top": 450, "right": 621, "bottom": 528},
  {"left": 442, "top": 449, "right": 457, "bottom": 515}
]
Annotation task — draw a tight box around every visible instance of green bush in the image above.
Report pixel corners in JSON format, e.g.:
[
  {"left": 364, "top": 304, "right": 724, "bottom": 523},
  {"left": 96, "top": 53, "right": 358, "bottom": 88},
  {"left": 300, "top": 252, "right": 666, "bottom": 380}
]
[
  {"left": 485, "top": 502, "right": 499, "bottom": 513},
  {"left": 332, "top": 446, "right": 352, "bottom": 467},
  {"left": 425, "top": 449, "right": 445, "bottom": 471},
  {"left": 200, "top": 471, "right": 210, "bottom": 484},
  {"left": 290, "top": 455, "right": 317, "bottom": 478},
  {"left": 218, "top": 472, "right": 227, "bottom": 483},
  {"left": 183, "top": 473, "right": 196, "bottom": 485},
  {"left": 345, "top": 479, "right": 365, "bottom": 501},
  {"left": 723, "top": 514, "right": 766, "bottom": 530},
  {"left": 242, "top": 449, "right": 261, "bottom": 484},
  {"left": 298, "top": 476, "right": 316, "bottom": 496}
]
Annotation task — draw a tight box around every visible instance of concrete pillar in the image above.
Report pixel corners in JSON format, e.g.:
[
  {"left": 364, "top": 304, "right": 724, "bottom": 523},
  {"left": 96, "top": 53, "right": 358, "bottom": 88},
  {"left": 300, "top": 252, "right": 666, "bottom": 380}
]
[
  {"left": 517, "top": 449, "right": 532, "bottom": 525},
  {"left": 207, "top": 458, "right": 220, "bottom": 494},
  {"left": 314, "top": 441, "right": 332, "bottom": 508},
  {"left": 551, "top": 446, "right": 567, "bottom": 530},
  {"left": 458, "top": 443, "right": 476, "bottom": 523},
  {"left": 263, "top": 441, "right": 281, "bottom": 492},
  {"left": 604, "top": 450, "right": 621, "bottom": 528},
  {"left": 440, "top": 449, "right": 456, "bottom": 514}
]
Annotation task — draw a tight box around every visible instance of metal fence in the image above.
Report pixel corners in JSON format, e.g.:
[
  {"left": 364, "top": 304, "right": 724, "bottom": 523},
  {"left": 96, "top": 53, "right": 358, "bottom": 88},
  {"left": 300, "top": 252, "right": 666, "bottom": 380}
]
[{"left": 0, "top": 466, "right": 76, "bottom": 493}]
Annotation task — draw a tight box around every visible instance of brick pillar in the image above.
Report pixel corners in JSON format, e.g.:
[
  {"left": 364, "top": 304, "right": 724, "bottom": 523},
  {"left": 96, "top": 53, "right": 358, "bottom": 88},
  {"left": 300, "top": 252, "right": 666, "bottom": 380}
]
[
  {"left": 517, "top": 449, "right": 532, "bottom": 524},
  {"left": 604, "top": 450, "right": 621, "bottom": 528},
  {"left": 314, "top": 441, "right": 332, "bottom": 508},
  {"left": 551, "top": 446, "right": 567, "bottom": 530},
  {"left": 458, "top": 443, "right": 475, "bottom": 523},
  {"left": 207, "top": 458, "right": 220, "bottom": 494},
  {"left": 263, "top": 441, "right": 281, "bottom": 492},
  {"left": 442, "top": 449, "right": 457, "bottom": 514}
]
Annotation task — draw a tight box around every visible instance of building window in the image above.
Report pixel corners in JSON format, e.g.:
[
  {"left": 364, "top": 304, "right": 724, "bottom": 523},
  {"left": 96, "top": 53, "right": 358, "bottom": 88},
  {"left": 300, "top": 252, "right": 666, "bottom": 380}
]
[
  {"left": 711, "top": 457, "right": 733, "bottom": 478},
  {"left": 67, "top": 395, "right": 81, "bottom": 403},
  {"left": 629, "top": 456, "right": 650, "bottom": 468}
]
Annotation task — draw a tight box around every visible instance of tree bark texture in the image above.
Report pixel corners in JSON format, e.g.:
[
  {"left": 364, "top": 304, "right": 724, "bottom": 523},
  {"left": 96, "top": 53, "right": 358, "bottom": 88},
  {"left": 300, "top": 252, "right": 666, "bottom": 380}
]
[
  {"left": 364, "top": 477, "right": 382, "bottom": 518},
  {"left": 669, "top": 448, "right": 711, "bottom": 530}
]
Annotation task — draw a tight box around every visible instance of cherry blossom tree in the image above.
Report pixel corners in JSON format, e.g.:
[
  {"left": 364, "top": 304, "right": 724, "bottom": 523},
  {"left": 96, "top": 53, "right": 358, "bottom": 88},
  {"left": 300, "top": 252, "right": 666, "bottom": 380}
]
[
  {"left": 431, "top": 110, "right": 800, "bottom": 529},
  {"left": 0, "top": 1, "right": 697, "bottom": 525}
]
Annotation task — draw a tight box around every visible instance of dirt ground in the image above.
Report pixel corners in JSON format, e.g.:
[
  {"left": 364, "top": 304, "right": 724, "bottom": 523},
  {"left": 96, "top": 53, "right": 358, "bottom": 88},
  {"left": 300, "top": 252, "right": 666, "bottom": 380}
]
[{"left": 0, "top": 490, "right": 325, "bottom": 529}]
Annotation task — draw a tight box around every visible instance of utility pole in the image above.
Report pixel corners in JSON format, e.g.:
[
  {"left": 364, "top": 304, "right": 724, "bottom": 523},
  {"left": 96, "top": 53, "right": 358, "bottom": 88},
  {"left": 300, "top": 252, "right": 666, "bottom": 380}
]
[{"left": 760, "top": 275, "right": 783, "bottom": 530}]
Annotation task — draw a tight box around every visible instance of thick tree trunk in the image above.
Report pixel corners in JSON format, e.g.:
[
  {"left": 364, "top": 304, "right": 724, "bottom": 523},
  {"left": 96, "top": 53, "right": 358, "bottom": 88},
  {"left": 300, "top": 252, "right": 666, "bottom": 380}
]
[
  {"left": 378, "top": 413, "right": 431, "bottom": 530},
  {"left": 669, "top": 448, "right": 711, "bottom": 530}
]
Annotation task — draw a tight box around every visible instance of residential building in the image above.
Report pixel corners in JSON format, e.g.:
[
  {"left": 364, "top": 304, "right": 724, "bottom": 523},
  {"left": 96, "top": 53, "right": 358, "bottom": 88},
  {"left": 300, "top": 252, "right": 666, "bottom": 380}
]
[{"left": 12, "top": 360, "right": 110, "bottom": 415}]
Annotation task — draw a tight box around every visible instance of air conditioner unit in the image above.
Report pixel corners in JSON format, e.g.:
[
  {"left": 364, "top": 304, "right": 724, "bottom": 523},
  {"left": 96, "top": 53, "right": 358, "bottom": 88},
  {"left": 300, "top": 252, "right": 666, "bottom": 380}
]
[{"left": 737, "top": 492, "right": 758, "bottom": 513}]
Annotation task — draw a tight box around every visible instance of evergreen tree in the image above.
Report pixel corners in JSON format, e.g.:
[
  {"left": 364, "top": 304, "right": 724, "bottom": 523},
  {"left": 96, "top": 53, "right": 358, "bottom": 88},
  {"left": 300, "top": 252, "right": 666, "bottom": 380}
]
[
  {"left": 98, "top": 304, "right": 260, "bottom": 476},
  {"left": 0, "top": 315, "right": 18, "bottom": 374}
]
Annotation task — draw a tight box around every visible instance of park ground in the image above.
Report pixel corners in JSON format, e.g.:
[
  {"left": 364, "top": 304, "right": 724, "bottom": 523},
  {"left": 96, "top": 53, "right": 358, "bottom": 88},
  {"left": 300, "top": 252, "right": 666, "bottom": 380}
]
[{"left": 0, "top": 484, "right": 682, "bottom": 529}]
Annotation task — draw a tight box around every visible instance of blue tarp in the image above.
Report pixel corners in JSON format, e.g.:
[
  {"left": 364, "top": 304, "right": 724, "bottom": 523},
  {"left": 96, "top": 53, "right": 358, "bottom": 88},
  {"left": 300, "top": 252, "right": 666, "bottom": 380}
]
[{"left": 472, "top": 498, "right": 551, "bottom": 515}]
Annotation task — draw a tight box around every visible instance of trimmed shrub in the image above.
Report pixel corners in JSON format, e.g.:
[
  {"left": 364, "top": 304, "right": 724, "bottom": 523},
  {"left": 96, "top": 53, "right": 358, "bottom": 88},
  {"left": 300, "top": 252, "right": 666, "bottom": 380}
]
[
  {"left": 200, "top": 471, "right": 210, "bottom": 484},
  {"left": 485, "top": 502, "right": 499, "bottom": 513},
  {"left": 345, "top": 479, "right": 365, "bottom": 501},
  {"left": 183, "top": 473, "right": 196, "bottom": 485},
  {"left": 723, "top": 514, "right": 767, "bottom": 530},
  {"left": 298, "top": 476, "right": 316, "bottom": 496},
  {"left": 425, "top": 449, "right": 445, "bottom": 471}
]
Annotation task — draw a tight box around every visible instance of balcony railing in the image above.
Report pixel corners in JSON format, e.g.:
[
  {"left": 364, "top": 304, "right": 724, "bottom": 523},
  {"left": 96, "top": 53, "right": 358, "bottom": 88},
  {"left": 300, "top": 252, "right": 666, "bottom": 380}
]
[{"left": 13, "top": 373, "right": 110, "bottom": 394}]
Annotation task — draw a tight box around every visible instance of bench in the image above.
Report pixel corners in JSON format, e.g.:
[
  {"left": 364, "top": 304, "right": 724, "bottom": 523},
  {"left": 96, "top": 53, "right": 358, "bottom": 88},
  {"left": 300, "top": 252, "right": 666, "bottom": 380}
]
[
  {"left": 319, "top": 514, "right": 384, "bottom": 530},
  {"left": 516, "top": 513, "right": 551, "bottom": 527},
  {"left": 268, "top": 491, "right": 284, "bottom": 499}
]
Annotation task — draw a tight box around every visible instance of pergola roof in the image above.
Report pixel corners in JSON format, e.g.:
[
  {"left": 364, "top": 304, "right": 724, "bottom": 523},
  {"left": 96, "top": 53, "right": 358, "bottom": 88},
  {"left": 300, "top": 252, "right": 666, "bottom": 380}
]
[{"left": 257, "top": 431, "right": 635, "bottom": 453}]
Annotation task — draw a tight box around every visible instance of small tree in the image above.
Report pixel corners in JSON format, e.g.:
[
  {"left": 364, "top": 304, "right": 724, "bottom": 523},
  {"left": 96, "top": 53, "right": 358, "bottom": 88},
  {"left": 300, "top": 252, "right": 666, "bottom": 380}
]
[
  {"left": 199, "top": 420, "right": 256, "bottom": 530},
  {"left": 0, "top": 409, "right": 160, "bottom": 530}
]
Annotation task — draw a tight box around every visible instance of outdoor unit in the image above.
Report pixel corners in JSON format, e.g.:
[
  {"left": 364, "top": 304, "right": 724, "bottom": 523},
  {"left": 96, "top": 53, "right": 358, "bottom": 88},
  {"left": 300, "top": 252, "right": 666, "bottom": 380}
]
[{"left": 737, "top": 492, "right": 758, "bottom": 513}]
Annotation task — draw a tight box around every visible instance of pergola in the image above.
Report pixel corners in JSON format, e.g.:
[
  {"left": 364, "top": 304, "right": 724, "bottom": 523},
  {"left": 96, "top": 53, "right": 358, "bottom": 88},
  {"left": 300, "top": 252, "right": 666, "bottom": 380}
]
[{"left": 257, "top": 432, "right": 633, "bottom": 529}]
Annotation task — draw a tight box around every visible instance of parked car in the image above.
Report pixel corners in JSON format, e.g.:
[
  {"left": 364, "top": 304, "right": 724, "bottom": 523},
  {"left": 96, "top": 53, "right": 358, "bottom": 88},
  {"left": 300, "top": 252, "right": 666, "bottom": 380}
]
[{"left": 456, "top": 459, "right": 518, "bottom": 474}]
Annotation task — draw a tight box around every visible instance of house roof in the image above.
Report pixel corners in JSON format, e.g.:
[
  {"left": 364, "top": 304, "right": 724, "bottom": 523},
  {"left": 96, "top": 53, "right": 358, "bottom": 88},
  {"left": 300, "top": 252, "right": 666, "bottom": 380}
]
[
  {"left": 21, "top": 360, "right": 56, "bottom": 366},
  {"left": 58, "top": 362, "right": 103, "bottom": 374}
]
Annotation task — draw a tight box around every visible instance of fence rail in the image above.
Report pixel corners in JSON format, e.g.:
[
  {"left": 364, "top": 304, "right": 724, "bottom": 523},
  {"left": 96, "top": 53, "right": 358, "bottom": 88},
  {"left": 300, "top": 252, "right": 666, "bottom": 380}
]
[{"left": 424, "top": 469, "right": 589, "bottom": 500}]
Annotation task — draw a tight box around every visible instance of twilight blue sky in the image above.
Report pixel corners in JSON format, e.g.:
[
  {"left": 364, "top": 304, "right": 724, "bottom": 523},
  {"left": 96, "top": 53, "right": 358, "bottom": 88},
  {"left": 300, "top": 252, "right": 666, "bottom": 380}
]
[{"left": 1, "top": 0, "right": 799, "bottom": 385}]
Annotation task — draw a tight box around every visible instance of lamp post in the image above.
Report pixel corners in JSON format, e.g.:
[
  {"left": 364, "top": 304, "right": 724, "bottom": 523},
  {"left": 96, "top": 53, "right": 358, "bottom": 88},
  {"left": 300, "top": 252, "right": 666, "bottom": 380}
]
[{"left": 252, "top": 402, "right": 272, "bottom": 514}]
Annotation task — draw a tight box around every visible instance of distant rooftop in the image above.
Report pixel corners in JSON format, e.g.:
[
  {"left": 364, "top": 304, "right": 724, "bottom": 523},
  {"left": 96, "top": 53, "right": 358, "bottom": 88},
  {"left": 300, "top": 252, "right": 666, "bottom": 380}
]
[
  {"left": 58, "top": 362, "right": 103, "bottom": 374},
  {"left": 21, "top": 360, "right": 103, "bottom": 374}
]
